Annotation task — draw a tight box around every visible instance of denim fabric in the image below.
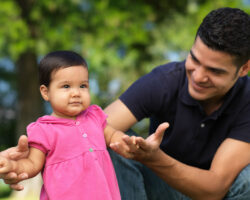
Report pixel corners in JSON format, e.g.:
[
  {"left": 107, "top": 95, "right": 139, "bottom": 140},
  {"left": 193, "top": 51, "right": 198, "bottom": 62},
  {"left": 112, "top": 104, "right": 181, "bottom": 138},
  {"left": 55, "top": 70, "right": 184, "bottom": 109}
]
[
  {"left": 108, "top": 148, "right": 191, "bottom": 200},
  {"left": 109, "top": 144, "right": 250, "bottom": 200},
  {"left": 224, "top": 165, "right": 250, "bottom": 200}
]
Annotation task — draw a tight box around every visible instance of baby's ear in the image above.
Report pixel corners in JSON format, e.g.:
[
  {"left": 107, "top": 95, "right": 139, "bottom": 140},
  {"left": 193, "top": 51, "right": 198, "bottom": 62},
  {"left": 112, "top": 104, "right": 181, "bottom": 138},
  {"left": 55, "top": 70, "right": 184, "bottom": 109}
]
[{"left": 40, "top": 85, "right": 49, "bottom": 101}]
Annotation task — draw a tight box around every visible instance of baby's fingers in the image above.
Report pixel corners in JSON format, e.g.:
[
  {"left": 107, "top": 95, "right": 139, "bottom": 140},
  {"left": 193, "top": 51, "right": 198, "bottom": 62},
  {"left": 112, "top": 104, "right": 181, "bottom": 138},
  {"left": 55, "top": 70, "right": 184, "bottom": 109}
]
[
  {"left": 110, "top": 142, "right": 133, "bottom": 159},
  {"left": 135, "top": 137, "right": 148, "bottom": 150}
]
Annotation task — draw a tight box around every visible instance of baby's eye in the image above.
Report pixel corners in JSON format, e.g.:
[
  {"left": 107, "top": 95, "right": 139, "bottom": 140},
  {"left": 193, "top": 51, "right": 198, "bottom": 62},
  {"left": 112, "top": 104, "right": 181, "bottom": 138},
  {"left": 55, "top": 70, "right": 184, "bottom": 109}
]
[
  {"left": 63, "top": 85, "right": 70, "bottom": 88},
  {"left": 80, "top": 84, "right": 87, "bottom": 88}
]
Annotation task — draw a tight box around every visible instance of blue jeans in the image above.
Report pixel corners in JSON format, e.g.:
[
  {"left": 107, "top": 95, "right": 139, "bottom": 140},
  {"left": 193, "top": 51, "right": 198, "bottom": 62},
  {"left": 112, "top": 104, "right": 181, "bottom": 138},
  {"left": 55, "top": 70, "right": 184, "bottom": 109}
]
[{"left": 108, "top": 142, "right": 250, "bottom": 199}]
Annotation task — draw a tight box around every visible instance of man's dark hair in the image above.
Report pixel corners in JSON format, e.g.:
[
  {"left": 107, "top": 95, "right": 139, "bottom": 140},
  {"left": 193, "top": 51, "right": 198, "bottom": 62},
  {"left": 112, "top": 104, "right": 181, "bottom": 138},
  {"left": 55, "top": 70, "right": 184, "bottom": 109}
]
[
  {"left": 196, "top": 7, "right": 250, "bottom": 68},
  {"left": 38, "top": 50, "right": 88, "bottom": 87}
]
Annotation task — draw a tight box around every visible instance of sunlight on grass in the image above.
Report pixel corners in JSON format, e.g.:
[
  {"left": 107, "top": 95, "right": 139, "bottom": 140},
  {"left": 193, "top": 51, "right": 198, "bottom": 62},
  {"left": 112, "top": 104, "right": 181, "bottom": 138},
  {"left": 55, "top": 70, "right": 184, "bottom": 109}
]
[{"left": 0, "top": 197, "right": 37, "bottom": 200}]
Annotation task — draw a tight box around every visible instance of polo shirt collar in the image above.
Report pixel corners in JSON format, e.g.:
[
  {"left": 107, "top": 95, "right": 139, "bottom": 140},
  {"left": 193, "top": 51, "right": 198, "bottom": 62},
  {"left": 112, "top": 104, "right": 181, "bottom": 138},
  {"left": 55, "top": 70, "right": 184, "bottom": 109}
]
[{"left": 179, "top": 76, "right": 244, "bottom": 118}]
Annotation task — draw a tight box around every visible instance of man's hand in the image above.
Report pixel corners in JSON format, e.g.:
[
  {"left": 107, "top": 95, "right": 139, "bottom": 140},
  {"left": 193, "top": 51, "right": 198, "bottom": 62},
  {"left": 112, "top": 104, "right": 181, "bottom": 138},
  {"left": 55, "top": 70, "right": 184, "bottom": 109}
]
[
  {"left": 110, "top": 122, "right": 169, "bottom": 161},
  {"left": 0, "top": 135, "right": 29, "bottom": 160},
  {"left": 0, "top": 156, "right": 14, "bottom": 174},
  {"left": 0, "top": 135, "right": 29, "bottom": 190}
]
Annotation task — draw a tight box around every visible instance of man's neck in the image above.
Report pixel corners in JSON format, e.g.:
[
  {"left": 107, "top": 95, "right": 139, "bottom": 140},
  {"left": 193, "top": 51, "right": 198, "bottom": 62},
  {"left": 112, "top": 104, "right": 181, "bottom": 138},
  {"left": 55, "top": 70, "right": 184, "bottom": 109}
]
[{"left": 200, "top": 98, "right": 224, "bottom": 116}]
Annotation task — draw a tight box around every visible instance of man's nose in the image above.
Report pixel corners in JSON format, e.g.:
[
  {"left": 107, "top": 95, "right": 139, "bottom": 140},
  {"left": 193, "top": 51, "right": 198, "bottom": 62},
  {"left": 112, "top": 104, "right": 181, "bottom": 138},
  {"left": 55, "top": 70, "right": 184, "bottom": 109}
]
[{"left": 192, "top": 66, "right": 208, "bottom": 83}]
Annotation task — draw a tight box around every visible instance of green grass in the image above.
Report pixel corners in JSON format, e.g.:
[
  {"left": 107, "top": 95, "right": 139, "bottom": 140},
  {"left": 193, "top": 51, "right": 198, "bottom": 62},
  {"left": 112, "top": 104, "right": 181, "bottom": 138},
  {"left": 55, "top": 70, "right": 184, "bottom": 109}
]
[{"left": 0, "top": 180, "right": 11, "bottom": 199}]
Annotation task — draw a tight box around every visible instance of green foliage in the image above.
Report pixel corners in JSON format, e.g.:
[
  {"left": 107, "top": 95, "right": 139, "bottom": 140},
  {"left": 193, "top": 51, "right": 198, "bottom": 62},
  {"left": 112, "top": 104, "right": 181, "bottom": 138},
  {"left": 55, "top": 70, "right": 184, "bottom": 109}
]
[
  {"left": 0, "top": 180, "right": 11, "bottom": 198},
  {"left": 0, "top": 0, "right": 249, "bottom": 146},
  {"left": 0, "top": 0, "right": 212, "bottom": 102}
]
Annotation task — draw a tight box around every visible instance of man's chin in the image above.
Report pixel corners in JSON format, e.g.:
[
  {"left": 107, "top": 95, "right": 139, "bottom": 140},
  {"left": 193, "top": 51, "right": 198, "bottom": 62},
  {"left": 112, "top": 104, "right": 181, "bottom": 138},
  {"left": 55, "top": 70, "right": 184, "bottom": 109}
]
[{"left": 188, "top": 88, "right": 208, "bottom": 101}]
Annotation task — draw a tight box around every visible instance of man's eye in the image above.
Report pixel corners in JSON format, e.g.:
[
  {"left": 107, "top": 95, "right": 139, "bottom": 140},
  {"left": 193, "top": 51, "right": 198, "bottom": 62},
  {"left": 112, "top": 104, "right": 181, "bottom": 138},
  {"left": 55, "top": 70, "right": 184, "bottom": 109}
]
[
  {"left": 63, "top": 85, "right": 70, "bottom": 88},
  {"left": 191, "top": 55, "right": 199, "bottom": 63},
  {"left": 210, "top": 69, "right": 223, "bottom": 74}
]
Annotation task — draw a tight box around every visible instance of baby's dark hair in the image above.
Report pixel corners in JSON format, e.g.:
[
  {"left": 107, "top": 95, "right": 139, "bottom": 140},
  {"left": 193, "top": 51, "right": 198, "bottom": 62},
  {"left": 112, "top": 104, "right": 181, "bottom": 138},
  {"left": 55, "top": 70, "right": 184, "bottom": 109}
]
[
  {"left": 196, "top": 7, "right": 250, "bottom": 68},
  {"left": 38, "top": 50, "right": 88, "bottom": 86}
]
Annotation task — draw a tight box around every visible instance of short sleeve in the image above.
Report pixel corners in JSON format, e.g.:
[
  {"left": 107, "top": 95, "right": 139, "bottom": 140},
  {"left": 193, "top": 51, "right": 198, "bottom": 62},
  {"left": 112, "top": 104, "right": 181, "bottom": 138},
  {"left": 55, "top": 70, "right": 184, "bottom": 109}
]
[
  {"left": 27, "top": 122, "right": 51, "bottom": 154},
  {"left": 228, "top": 103, "right": 250, "bottom": 143},
  {"left": 119, "top": 62, "right": 185, "bottom": 121},
  {"left": 87, "top": 105, "right": 107, "bottom": 129}
]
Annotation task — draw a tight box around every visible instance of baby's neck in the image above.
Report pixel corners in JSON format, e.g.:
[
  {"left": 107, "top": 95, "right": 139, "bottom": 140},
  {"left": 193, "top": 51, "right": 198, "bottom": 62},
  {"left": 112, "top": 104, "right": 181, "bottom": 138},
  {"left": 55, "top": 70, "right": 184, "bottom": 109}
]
[{"left": 51, "top": 112, "right": 77, "bottom": 120}]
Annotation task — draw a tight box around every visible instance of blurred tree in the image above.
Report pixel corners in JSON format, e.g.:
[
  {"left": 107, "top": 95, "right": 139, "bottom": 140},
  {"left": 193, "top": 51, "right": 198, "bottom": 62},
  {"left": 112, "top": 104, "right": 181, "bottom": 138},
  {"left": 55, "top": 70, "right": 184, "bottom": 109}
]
[{"left": 0, "top": 0, "right": 214, "bottom": 141}]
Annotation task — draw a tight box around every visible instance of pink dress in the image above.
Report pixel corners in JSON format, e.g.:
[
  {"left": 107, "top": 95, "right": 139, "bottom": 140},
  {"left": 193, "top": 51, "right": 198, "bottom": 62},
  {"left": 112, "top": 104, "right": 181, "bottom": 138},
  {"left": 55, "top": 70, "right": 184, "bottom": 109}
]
[{"left": 27, "top": 105, "right": 121, "bottom": 200}]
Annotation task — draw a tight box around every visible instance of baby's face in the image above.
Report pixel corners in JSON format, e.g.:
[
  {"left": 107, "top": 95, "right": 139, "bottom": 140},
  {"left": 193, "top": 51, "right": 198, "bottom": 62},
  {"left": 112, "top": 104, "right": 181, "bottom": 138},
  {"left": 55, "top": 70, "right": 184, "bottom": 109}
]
[{"left": 43, "top": 66, "right": 90, "bottom": 119}]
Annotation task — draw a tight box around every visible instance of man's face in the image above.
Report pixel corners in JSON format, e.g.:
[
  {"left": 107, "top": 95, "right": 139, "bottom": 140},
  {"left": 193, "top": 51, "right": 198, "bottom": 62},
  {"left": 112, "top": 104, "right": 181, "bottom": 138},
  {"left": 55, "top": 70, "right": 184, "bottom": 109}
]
[{"left": 185, "top": 37, "right": 242, "bottom": 105}]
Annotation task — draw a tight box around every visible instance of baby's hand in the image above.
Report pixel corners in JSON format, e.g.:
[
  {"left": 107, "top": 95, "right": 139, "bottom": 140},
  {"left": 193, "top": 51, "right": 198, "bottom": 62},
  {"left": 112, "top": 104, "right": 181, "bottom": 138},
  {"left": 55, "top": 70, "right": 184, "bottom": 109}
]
[
  {"left": 110, "top": 135, "right": 142, "bottom": 159},
  {"left": 0, "top": 156, "right": 14, "bottom": 174}
]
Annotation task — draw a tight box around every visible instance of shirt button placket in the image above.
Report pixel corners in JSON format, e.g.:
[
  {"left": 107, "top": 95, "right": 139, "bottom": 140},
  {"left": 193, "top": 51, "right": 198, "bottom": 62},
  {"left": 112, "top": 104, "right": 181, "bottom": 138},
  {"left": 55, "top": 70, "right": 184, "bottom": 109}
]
[{"left": 82, "top": 133, "right": 87, "bottom": 138}]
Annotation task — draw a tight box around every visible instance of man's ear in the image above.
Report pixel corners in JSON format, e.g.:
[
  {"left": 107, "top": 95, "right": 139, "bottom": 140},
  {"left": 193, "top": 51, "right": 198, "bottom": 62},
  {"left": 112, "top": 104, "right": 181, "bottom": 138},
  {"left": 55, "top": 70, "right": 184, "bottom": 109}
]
[
  {"left": 239, "top": 60, "right": 250, "bottom": 77},
  {"left": 40, "top": 85, "right": 49, "bottom": 101}
]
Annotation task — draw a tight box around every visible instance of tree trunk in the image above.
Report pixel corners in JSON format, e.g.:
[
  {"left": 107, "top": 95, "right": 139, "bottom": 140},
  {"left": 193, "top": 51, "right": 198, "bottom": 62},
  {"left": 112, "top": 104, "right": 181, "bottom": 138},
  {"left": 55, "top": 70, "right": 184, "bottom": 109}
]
[
  {"left": 10, "top": 1, "right": 44, "bottom": 198},
  {"left": 12, "top": 51, "right": 43, "bottom": 198},
  {"left": 16, "top": 51, "right": 43, "bottom": 138}
]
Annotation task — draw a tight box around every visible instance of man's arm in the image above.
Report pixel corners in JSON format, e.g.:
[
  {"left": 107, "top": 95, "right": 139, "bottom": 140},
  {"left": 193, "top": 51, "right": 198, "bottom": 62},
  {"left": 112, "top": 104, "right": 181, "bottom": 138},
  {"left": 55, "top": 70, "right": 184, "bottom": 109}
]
[
  {"left": 105, "top": 99, "right": 250, "bottom": 200},
  {"left": 0, "top": 147, "right": 45, "bottom": 178},
  {"left": 135, "top": 136, "right": 249, "bottom": 200}
]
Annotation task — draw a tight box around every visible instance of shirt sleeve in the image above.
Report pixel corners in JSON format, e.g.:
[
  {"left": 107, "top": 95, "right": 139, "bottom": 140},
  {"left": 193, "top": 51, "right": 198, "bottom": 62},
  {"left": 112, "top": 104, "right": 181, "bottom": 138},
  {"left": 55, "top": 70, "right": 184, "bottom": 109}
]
[
  {"left": 228, "top": 102, "right": 250, "bottom": 143},
  {"left": 119, "top": 62, "right": 184, "bottom": 121},
  {"left": 88, "top": 105, "right": 108, "bottom": 129},
  {"left": 27, "top": 122, "right": 51, "bottom": 154}
]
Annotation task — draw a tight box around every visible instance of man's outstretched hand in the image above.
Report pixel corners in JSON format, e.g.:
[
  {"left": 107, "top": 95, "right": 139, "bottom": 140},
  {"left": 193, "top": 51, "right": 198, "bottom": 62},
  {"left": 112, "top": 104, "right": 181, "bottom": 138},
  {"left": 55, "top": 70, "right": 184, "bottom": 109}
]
[
  {"left": 0, "top": 135, "right": 29, "bottom": 190},
  {"left": 110, "top": 122, "right": 169, "bottom": 161}
]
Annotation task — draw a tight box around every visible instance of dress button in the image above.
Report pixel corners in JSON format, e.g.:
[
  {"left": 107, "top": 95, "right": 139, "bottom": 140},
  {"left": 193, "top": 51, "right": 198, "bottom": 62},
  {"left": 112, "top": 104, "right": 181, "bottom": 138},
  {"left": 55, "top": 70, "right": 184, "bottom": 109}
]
[
  {"left": 82, "top": 133, "right": 87, "bottom": 138},
  {"left": 75, "top": 121, "right": 80, "bottom": 125},
  {"left": 89, "top": 148, "right": 93, "bottom": 152},
  {"left": 200, "top": 123, "right": 205, "bottom": 128}
]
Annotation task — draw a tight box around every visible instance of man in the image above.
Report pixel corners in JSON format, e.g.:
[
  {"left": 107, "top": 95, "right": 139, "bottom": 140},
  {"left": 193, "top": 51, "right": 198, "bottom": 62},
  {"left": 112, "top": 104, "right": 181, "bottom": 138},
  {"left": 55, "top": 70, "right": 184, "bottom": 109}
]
[
  {"left": 1, "top": 7, "right": 250, "bottom": 200},
  {"left": 105, "top": 7, "right": 250, "bottom": 200}
]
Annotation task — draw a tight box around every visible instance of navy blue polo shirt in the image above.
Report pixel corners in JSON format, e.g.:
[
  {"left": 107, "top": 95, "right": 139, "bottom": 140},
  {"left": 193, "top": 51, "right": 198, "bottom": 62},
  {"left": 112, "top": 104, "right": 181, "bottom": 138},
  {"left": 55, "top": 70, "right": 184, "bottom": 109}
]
[{"left": 120, "top": 61, "right": 250, "bottom": 169}]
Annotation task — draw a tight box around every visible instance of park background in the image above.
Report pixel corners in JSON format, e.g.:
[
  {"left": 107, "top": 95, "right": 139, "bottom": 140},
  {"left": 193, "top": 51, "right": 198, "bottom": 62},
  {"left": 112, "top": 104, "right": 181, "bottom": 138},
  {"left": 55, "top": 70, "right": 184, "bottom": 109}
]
[{"left": 0, "top": 0, "right": 249, "bottom": 199}]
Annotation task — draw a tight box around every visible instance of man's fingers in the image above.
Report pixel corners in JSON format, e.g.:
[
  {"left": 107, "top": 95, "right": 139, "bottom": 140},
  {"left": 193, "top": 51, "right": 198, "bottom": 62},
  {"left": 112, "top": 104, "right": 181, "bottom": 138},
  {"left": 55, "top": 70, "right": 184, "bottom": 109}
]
[
  {"left": 9, "top": 152, "right": 25, "bottom": 160},
  {"left": 10, "top": 183, "right": 24, "bottom": 191},
  {"left": 17, "top": 135, "right": 29, "bottom": 152},
  {"left": 9, "top": 135, "right": 29, "bottom": 160},
  {"left": 154, "top": 122, "right": 169, "bottom": 139},
  {"left": 1, "top": 172, "right": 17, "bottom": 180},
  {"left": 3, "top": 172, "right": 28, "bottom": 184}
]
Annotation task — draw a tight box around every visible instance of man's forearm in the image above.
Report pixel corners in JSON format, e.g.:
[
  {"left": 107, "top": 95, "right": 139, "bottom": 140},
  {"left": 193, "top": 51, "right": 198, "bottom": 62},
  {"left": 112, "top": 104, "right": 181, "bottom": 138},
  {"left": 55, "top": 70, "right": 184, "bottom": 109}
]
[{"left": 142, "top": 150, "right": 230, "bottom": 200}]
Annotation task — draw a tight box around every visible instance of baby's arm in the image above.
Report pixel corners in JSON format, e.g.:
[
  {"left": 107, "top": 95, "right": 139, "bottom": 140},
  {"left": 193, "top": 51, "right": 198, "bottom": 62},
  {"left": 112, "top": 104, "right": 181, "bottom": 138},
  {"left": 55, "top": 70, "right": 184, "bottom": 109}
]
[
  {"left": 0, "top": 147, "right": 45, "bottom": 179},
  {"left": 104, "top": 124, "right": 139, "bottom": 158}
]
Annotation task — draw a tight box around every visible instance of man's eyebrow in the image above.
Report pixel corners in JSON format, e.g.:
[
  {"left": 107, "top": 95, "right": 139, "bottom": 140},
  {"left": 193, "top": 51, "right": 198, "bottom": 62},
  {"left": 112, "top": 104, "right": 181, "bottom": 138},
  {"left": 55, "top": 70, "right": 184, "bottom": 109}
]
[
  {"left": 190, "top": 50, "right": 200, "bottom": 63},
  {"left": 190, "top": 50, "right": 228, "bottom": 74}
]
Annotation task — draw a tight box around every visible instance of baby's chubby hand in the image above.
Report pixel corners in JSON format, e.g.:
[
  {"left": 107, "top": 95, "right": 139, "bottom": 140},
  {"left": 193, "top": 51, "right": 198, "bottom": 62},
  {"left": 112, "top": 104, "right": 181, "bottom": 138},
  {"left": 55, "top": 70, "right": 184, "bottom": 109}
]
[{"left": 110, "top": 135, "right": 142, "bottom": 159}]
